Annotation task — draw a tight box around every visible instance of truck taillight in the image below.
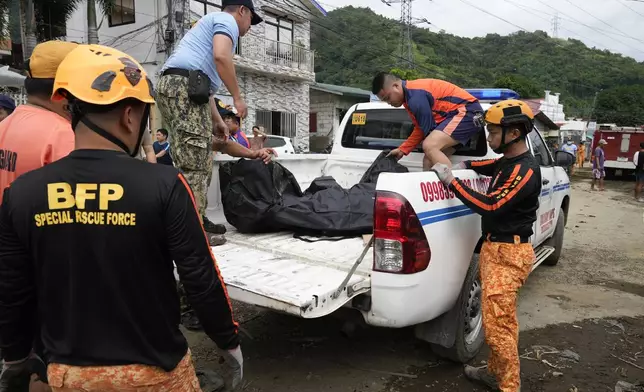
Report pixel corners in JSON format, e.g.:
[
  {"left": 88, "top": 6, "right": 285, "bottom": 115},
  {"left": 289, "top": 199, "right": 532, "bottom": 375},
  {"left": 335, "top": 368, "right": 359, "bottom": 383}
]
[{"left": 373, "top": 191, "right": 431, "bottom": 274}]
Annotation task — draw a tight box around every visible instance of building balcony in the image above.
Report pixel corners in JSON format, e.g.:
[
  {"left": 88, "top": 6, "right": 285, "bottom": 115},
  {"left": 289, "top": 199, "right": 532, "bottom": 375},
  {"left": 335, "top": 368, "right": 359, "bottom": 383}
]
[{"left": 234, "top": 36, "right": 315, "bottom": 81}]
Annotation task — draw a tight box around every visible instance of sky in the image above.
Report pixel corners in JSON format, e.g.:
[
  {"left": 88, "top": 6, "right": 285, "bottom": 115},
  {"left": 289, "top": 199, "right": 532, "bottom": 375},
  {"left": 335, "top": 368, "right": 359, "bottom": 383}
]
[{"left": 317, "top": 0, "right": 644, "bottom": 62}]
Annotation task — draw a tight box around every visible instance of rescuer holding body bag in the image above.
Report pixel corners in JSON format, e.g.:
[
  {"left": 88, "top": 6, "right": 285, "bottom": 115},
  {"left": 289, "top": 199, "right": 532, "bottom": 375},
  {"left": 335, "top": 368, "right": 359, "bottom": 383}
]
[
  {"left": 432, "top": 100, "right": 542, "bottom": 392},
  {"left": 0, "top": 44, "right": 242, "bottom": 391}
]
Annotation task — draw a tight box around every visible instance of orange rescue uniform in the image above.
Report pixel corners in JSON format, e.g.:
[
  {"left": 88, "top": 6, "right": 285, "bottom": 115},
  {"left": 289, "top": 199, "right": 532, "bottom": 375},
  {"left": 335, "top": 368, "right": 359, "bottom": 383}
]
[{"left": 0, "top": 104, "right": 74, "bottom": 203}]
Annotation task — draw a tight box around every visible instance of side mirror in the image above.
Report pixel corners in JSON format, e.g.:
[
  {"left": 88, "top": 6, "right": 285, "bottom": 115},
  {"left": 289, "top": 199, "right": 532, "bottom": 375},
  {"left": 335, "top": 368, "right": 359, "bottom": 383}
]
[{"left": 554, "top": 150, "right": 575, "bottom": 167}]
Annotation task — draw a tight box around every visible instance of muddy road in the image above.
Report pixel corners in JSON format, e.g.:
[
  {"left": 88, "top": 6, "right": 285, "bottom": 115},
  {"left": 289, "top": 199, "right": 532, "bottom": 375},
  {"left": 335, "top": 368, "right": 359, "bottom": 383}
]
[{"left": 188, "top": 174, "right": 644, "bottom": 391}]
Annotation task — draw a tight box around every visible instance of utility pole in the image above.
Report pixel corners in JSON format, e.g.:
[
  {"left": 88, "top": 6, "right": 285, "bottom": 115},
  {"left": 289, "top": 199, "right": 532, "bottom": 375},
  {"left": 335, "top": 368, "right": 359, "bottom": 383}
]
[
  {"left": 165, "top": 0, "right": 189, "bottom": 56},
  {"left": 381, "top": 0, "right": 430, "bottom": 67},
  {"left": 551, "top": 12, "right": 560, "bottom": 38}
]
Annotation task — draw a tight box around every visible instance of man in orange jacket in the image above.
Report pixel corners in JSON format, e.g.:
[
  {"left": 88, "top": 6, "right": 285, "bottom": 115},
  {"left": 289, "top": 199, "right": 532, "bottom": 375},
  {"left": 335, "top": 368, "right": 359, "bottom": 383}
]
[{"left": 372, "top": 73, "right": 483, "bottom": 170}]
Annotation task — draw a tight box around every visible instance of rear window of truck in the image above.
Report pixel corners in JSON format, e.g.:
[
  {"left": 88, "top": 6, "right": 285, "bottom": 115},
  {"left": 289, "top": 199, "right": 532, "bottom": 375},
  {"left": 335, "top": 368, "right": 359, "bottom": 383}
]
[{"left": 340, "top": 109, "right": 488, "bottom": 157}]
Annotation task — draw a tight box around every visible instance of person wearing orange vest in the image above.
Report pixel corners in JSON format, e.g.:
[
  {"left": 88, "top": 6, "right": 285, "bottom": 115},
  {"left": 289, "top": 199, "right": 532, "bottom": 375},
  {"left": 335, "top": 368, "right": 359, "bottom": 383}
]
[
  {"left": 0, "top": 41, "right": 78, "bottom": 204},
  {"left": 372, "top": 73, "right": 483, "bottom": 170}
]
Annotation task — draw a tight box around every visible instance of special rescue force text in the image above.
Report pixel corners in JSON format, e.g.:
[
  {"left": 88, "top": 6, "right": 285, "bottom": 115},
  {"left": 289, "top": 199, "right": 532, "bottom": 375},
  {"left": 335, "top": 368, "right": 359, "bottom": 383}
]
[{"left": 34, "top": 182, "right": 136, "bottom": 227}]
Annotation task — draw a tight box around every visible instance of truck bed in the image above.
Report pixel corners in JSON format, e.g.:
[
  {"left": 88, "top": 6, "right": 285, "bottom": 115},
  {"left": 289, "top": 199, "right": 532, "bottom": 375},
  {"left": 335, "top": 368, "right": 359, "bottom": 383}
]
[{"left": 212, "top": 221, "right": 373, "bottom": 318}]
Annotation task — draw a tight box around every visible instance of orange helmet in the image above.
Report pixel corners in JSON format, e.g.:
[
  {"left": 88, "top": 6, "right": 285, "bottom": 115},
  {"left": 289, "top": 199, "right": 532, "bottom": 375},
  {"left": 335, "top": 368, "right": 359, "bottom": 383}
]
[{"left": 52, "top": 44, "right": 154, "bottom": 106}]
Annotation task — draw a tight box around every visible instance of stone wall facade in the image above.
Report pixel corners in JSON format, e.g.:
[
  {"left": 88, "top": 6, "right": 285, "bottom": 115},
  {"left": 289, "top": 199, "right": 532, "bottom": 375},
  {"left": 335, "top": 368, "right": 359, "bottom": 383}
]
[{"left": 218, "top": 73, "right": 310, "bottom": 152}]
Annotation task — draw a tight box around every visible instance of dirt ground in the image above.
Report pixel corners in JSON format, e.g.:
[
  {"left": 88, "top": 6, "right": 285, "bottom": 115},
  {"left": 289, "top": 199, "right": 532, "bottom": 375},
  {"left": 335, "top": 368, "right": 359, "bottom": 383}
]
[{"left": 187, "top": 171, "right": 644, "bottom": 392}]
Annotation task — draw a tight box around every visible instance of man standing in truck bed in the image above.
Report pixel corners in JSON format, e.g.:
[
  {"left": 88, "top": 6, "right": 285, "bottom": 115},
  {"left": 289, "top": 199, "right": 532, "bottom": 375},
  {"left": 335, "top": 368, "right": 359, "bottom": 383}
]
[
  {"left": 156, "top": 0, "right": 268, "bottom": 241},
  {"left": 371, "top": 73, "right": 483, "bottom": 170},
  {"left": 433, "top": 100, "right": 542, "bottom": 391}
]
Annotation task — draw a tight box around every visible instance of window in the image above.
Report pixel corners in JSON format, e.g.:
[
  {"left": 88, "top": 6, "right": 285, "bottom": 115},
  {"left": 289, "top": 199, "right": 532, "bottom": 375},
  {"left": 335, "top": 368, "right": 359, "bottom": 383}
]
[
  {"left": 108, "top": 0, "right": 135, "bottom": 27},
  {"left": 190, "top": 0, "right": 221, "bottom": 18},
  {"left": 309, "top": 112, "right": 317, "bottom": 133},
  {"left": 528, "top": 130, "right": 552, "bottom": 166},
  {"left": 341, "top": 109, "right": 488, "bottom": 157},
  {"left": 265, "top": 13, "right": 293, "bottom": 57},
  {"left": 620, "top": 133, "right": 631, "bottom": 153},
  {"left": 256, "top": 110, "right": 297, "bottom": 138},
  {"left": 265, "top": 136, "right": 287, "bottom": 148}
]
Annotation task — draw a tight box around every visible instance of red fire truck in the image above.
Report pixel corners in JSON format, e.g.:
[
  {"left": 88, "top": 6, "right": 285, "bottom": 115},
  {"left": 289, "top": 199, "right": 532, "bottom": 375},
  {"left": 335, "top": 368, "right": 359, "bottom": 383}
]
[{"left": 592, "top": 125, "right": 644, "bottom": 178}]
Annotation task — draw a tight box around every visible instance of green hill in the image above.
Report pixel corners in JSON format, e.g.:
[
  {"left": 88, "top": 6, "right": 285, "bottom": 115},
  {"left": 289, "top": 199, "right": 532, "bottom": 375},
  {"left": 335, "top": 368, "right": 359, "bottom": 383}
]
[{"left": 311, "top": 6, "right": 644, "bottom": 125}]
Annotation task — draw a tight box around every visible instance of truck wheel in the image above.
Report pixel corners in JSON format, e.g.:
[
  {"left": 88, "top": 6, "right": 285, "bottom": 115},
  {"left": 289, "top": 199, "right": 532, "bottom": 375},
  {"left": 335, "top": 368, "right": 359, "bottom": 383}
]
[
  {"left": 543, "top": 208, "right": 565, "bottom": 266},
  {"left": 431, "top": 255, "right": 484, "bottom": 363}
]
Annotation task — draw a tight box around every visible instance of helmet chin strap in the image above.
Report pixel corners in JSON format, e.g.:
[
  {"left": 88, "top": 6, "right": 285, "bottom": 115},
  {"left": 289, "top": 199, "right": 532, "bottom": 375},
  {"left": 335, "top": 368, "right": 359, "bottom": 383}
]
[
  {"left": 73, "top": 104, "right": 151, "bottom": 157},
  {"left": 493, "top": 125, "right": 524, "bottom": 154}
]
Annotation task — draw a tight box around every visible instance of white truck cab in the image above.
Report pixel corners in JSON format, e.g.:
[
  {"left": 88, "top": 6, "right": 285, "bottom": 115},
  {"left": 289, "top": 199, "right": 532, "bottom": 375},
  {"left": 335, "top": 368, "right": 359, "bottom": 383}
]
[{"left": 206, "top": 88, "right": 571, "bottom": 362}]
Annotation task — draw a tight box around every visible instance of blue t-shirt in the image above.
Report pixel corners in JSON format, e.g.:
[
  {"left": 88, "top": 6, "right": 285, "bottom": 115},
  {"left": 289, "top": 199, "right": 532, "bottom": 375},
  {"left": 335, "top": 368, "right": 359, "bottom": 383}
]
[
  {"left": 161, "top": 12, "right": 239, "bottom": 93},
  {"left": 153, "top": 141, "right": 173, "bottom": 166},
  {"left": 593, "top": 147, "right": 605, "bottom": 170},
  {"left": 561, "top": 143, "right": 577, "bottom": 155}
]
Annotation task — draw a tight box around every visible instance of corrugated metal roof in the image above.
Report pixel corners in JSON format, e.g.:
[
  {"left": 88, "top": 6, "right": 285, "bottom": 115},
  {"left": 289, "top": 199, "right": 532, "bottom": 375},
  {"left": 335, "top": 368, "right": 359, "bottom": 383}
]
[{"left": 311, "top": 83, "right": 372, "bottom": 98}]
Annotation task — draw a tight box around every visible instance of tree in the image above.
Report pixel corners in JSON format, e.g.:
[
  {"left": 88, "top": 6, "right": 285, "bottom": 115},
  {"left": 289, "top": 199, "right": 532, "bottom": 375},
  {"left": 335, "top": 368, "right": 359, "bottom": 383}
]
[
  {"left": 86, "top": 0, "right": 113, "bottom": 44},
  {"left": 595, "top": 85, "right": 644, "bottom": 126},
  {"left": 23, "top": 0, "right": 37, "bottom": 59},
  {"left": 0, "top": 0, "right": 114, "bottom": 66},
  {"left": 311, "top": 6, "right": 644, "bottom": 115},
  {"left": 390, "top": 67, "right": 423, "bottom": 80},
  {"left": 493, "top": 75, "right": 542, "bottom": 98}
]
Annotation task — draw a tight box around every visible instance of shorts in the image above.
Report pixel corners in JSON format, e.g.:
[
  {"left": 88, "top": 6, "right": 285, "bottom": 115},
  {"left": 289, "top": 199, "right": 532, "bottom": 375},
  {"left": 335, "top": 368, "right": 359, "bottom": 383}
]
[
  {"left": 593, "top": 168, "right": 605, "bottom": 179},
  {"left": 434, "top": 101, "right": 483, "bottom": 145},
  {"left": 636, "top": 172, "right": 644, "bottom": 182}
]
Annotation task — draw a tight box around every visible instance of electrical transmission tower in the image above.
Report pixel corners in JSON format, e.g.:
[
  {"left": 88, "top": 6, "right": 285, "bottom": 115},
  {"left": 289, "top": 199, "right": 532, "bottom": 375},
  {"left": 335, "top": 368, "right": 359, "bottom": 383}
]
[
  {"left": 382, "top": 0, "right": 430, "bottom": 67},
  {"left": 551, "top": 12, "right": 560, "bottom": 38}
]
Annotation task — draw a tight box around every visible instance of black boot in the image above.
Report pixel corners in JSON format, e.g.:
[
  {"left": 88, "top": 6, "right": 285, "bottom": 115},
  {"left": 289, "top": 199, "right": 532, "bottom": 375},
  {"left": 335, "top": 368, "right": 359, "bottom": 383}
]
[
  {"left": 196, "top": 369, "right": 225, "bottom": 392},
  {"left": 181, "top": 311, "right": 203, "bottom": 332},
  {"left": 464, "top": 365, "right": 500, "bottom": 390},
  {"left": 202, "top": 216, "right": 226, "bottom": 234}
]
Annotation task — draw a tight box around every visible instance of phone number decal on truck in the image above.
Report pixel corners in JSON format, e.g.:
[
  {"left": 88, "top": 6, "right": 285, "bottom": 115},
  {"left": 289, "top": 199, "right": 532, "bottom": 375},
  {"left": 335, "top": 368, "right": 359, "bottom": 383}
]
[{"left": 420, "top": 178, "right": 491, "bottom": 203}]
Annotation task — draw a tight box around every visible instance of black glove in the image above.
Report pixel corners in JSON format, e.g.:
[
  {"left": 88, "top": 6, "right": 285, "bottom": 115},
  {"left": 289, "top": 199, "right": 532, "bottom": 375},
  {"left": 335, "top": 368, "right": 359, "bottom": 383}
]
[{"left": 0, "top": 354, "right": 48, "bottom": 392}]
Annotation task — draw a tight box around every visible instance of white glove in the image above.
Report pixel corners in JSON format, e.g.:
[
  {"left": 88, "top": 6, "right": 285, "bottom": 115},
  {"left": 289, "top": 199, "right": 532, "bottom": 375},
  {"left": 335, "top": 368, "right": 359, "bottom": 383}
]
[
  {"left": 432, "top": 163, "right": 455, "bottom": 186},
  {"left": 452, "top": 161, "right": 467, "bottom": 170},
  {"left": 220, "top": 346, "right": 243, "bottom": 389}
]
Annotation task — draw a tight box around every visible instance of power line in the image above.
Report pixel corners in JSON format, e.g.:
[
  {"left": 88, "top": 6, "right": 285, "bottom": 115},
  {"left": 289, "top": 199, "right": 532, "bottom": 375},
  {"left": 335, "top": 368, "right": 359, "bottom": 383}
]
[
  {"left": 455, "top": 0, "right": 528, "bottom": 31},
  {"left": 616, "top": 0, "right": 644, "bottom": 18},
  {"left": 532, "top": 0, "right": 644, "bottom": 54},
  {"left": 561, "top": 0, "right": 644, "bottom": 45},
  {"left": 281, "top": 0, "right": 441, "bottom": 73},
  {"left": 502, "top": 0, "right": 611, "bottom": 51}
]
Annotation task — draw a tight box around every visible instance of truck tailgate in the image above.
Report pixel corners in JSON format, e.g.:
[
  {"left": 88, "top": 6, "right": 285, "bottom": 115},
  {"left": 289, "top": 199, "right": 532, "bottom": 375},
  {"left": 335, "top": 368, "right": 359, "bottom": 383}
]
[{"left": 213, "top": 230, "right": 372, "bottom": 318}]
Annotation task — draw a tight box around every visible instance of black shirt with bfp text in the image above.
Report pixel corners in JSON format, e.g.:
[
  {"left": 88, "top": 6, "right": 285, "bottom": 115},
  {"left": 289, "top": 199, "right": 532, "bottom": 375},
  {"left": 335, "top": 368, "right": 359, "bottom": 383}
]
[{"left": 0, "top": 149, "right": 238, "bottom": 370}]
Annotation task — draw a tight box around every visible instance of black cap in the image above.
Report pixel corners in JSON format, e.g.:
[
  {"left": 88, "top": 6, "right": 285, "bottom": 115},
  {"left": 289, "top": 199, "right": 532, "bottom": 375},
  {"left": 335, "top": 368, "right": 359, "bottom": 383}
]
[
  {"left": 215, "top": 98, "right": 240, "bottom": 118},
  {"left": 222, "top": 0, "right": 263, "bottom": 25}
]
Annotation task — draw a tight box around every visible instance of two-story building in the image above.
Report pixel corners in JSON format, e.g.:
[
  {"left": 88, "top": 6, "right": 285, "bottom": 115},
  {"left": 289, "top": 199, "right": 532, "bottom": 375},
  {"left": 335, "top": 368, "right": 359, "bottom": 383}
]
[{"left": 64, "top": 0, "right": 325, "bottom": 152}]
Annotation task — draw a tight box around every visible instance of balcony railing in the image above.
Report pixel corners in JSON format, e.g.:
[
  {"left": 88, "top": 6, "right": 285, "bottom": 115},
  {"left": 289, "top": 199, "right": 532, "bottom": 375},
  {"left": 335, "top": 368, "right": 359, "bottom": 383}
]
[{"left": 235, "top": 36, "right": 314, "bottom": 73}]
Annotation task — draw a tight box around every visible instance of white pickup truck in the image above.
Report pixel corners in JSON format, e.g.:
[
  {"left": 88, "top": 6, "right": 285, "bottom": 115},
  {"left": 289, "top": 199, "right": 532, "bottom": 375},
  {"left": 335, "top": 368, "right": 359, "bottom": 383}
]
[{"left": 206, "top": 90, "right": 572, "bottom": 362}]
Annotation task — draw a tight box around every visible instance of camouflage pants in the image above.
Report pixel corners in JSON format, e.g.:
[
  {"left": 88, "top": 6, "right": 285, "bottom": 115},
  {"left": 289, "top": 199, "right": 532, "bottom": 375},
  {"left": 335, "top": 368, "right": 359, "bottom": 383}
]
[
  {"left": 479, "top": 239, "right": 534, "bottom": 392},
  {"left": 156, "top": 74, "right": 214, "bottom": 218},
  {"left": 47, "top": 350, "right": 202, "bottom": 391}
]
